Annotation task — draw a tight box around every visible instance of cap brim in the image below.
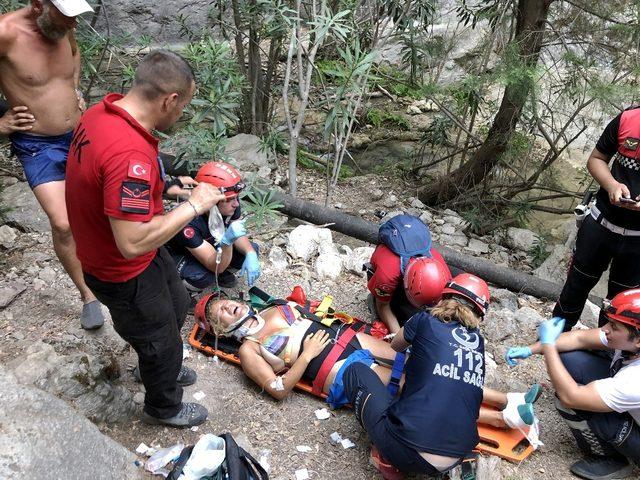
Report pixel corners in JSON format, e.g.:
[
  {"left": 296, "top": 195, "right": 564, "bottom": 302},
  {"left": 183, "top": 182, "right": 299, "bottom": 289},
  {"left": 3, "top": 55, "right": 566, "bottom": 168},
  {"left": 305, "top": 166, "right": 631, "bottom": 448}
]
[{"left": 53, "top": 0, "right": 94, "bottom": 17}]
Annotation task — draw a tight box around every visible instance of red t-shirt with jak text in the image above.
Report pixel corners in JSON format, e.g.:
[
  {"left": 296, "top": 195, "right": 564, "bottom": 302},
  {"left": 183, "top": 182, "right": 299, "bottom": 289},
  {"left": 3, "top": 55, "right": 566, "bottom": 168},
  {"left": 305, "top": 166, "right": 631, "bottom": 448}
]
[{"left": 66, "top": 93, "right": 163, "bottom": 282}]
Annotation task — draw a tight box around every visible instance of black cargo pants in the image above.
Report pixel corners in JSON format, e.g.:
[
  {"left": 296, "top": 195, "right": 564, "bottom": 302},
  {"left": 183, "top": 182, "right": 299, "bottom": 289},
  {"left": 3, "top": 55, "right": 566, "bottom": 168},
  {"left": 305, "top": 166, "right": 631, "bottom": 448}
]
[{"left": 84, "top": 247, "right": 190, "bottom": 418}]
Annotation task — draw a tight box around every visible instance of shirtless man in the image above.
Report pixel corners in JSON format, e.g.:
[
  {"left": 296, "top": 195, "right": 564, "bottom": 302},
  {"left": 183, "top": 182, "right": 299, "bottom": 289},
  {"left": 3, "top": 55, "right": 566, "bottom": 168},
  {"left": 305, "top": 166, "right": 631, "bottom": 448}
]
[{"left": 0, "top": 0, "right": 104, "bottom": 329}]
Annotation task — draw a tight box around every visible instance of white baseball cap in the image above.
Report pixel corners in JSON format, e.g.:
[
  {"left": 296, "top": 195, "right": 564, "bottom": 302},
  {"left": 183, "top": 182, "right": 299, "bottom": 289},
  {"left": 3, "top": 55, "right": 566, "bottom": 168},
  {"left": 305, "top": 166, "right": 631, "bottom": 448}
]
[{"left": 50, "top": 0, "right": 94, "bottom": 17}]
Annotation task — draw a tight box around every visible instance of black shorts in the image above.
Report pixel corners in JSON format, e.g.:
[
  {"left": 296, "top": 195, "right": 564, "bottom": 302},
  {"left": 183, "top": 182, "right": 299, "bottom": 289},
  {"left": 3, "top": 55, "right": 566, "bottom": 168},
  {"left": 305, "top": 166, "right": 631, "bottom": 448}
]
[{"left": 303, "top": 322, "right": 363, "bottom": 381}]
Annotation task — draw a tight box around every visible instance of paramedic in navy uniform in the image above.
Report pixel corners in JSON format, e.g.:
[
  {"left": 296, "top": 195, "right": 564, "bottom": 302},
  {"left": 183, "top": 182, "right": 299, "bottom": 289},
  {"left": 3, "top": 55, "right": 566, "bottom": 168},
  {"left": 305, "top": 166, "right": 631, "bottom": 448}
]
[
  {"left": 343, "top": 273, "right": 490, "bottom": 476},
  {"left": 554, "top": 107, "right": 640, "bottom": 330}
]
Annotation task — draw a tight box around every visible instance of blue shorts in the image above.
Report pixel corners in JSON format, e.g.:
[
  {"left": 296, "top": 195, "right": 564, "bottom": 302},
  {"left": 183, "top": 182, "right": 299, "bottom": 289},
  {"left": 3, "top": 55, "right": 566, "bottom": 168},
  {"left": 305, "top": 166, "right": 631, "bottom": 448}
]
[
  {"left": 326, "top": 349, "right": 376, "bottom": 409},
  {"left": 10, "top": 131, "right": 73, "bottom": 189}
]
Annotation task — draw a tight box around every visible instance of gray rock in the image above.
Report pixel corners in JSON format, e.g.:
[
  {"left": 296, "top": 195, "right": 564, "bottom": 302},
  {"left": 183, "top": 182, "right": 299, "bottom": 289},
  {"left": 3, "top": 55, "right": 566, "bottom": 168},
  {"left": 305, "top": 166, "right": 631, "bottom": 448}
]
[
  {"left": 8, "top": 342, "right": 137, "bottom": 424},
  {"left": 483, "top": 308, "right": 518, "bottom": 344},
  {"left": 0, "top": 281, "right": 26, "bottom": 308},
  {"left": 383, "top": 194, "right": 398, "bottom": 209},
  {"left": 489, "top": 288, "right": 518, "bottom": 312},
  {"left": 133, "top": 392, "right": 145, "bottom": 405},
  {"left": 440, "top": 224, "right": 456, "bottom": 235},
  {"left": 484, "top": 352, "right": 499, "bottom": 388},
  {"left": 38, "top": 266, "right": 58, "bottom": 285},
  {"left": 315, "top": 253, "right": 343, "bottom": 280},
  {"left": 371, "top": 188, "right": 384, "bottom": 201},
  {"left": 381, "top": 210, "right": 404, "bottom": 221},
  {"left": 466, "top": 238, "right": 490, "bottom": 254},
  {"left": 256, "top": 165, "right": 272, "bottom": 178},
  {"left": 580, "top": 300, "right": 601, "bottom": 328},
  {"left": 443, "top": 215, "right": 465, "bottom": 227},
  {"left": 409, "top": 197, "right": 426, "bottom": 209},
  {"left": 0, "top": 224, "right": 17, "bottom": 248},
  {"left": 505, "top": 227, "right": 539, "bottom": 251},
  {"left": 434, "top": 218, "right": 445, "bottom": 226},
  {"left": 286, "top": 225, "right": 332, "bottom": 261},
  {"left": 439, "top": 232, "right": 468, "bottom": 247},
  {"left": 22, "top": 251, "right": 52, "bottom": 265},
  {"left": 268, "top": 246, "right": 289, "bottom": 271},
  {"left": 0, "top": 181, "right": 50, "bottom": 232},
  {"left": 342, "top": 246, "right": 375, "bottom": 276},
  {"left": 515, "top": 306, "right": 545, "bottom": 342},
  {"left": 0, "top": 366, "right": 142, "bottom": 480},
  {"left": 224, "top": 134, "right": 270, "bottom": 171},
  {"left": 1, "top": 176, "right": 18, "bottom": 186},
  {"left": 533, "top": 243, "right": 570, "bottom": 283},
  {"left": 419, "top": 210, "right": 433, "bottom": 225}
]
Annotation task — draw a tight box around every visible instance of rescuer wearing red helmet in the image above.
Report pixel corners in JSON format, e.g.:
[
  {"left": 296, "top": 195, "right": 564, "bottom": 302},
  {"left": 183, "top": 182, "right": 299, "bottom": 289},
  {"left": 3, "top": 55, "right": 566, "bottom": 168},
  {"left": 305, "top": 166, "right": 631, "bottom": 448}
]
[
  {"left": 166, "top": 161, "right": 260, "bottom": 291},
  {"left": 505, "top": 289, "right": 640, "bottom": 479}
]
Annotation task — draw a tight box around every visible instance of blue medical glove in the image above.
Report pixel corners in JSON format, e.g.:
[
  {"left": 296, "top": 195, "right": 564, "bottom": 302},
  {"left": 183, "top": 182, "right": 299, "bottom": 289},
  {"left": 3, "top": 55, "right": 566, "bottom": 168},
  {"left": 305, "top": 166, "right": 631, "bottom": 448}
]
[
  {"left": 240, "top": 251, "right": 261, "bottom": 286},
  {"left": 538, "top": 317, "right": 565, "bottom": 345},
  {"left": 505, "top": 346, "right": 532, "bottom": 367},
  {"left": 220, "top": 220, "right": 247, "bottom": 246}
]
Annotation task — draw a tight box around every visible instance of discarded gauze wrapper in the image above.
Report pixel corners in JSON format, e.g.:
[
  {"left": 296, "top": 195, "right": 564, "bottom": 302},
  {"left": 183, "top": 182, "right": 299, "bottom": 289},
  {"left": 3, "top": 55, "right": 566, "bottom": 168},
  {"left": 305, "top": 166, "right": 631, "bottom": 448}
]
[
  {"left": 295, "top": 468, "right": 310, "bottom": 480},
  {"left": 270, "top": 376, "right": 285, "bottom": 391},
  {"left": 340, "top": 438, "right": 356, "bottom": 449},
  {"left": 314, "top": 408, "right": 330, "bottom": 420},
  {"left": 329, "top": 432, "right": 342, "bottom": 445},
  {"left": 193, "top": 391, "right": 206, "bottom": 401}
]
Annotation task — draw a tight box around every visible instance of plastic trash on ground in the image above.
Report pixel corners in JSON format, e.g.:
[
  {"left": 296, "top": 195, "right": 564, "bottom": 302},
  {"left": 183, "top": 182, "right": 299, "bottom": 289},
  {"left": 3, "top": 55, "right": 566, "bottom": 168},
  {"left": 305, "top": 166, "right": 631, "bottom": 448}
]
[
  {"left": 340, "top": 438, "right": 356, "bottom": 449},
  {"left": 314, "top": 408, "right": 331, "bottom": 420},
  {"left": 145, "top": 442, "right": 184, "bottom": 476},
  {"left": 178, "top": 434, "right": 226, "bottom": 480},
  {"left": 329, "top": 432, "right": 342, "bottom": 445},
  {"left": 295, "top": 468, "right": 310, "bottom": 480},
  {"left": 296, "top": 445, "right": 312, "bottom": 453},
  {"left": 193, "top": 391, "right": 206, "bottom": 401},
  {"left": 258, "top": 449, "right": 271, "bottom": 473},
  {"left": 136, "top": 443, "right": 151, "bottom": 455}
]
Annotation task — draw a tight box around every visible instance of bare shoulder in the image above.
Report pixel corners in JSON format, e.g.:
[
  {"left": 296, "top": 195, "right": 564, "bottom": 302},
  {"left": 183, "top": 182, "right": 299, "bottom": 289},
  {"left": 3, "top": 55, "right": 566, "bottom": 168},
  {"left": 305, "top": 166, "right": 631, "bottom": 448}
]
[{"left": 0, "top": 10, "right": 24, "bottom": 55}]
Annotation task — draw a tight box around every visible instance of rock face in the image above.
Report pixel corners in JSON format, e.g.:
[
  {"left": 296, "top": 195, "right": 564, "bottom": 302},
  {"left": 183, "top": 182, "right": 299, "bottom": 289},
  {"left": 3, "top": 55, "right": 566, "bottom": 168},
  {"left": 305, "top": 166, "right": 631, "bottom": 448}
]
[
  {"left": 224, "top": 134, "right": 270, "bottom": 172},
  {"left": 0, "top": 281, "right": 26, "bottom": 308},
  {"left": 95, "top": 0, "right": 214, "bottom": 43},
  {"left": 0, "top": 366, "right": 142, "bottom": 479},
  {"left": 0, "top": 181, "right": 50, "bottom": 232},
  {"left": 7, "top": 342, "right": 137, "bottom": 424}
]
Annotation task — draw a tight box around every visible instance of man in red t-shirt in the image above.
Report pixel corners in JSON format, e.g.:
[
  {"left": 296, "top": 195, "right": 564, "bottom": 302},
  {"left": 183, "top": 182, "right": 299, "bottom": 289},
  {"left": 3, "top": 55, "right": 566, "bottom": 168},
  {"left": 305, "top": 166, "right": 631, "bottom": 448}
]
[
  {"left": 367, "top": 244, "right": 451, "bottom": 333},
  {"left": 66, "top": 50, "right": 229, "bottom": 428}
]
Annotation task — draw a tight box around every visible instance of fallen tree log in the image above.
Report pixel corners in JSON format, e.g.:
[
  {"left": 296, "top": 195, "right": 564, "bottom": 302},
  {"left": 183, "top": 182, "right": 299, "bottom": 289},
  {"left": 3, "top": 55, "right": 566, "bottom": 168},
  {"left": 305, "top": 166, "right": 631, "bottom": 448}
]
[{"left": 266, "top": 191, "right": 598, "bottom": 303}]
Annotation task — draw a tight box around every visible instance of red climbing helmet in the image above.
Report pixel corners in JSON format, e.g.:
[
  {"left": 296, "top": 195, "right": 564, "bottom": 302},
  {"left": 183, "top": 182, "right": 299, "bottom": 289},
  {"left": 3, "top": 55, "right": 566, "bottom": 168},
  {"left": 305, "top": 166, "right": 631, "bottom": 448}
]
[
  {"left": 194, "top": 291, "right": 224, "bottom": 333},
  {"left": 195, "top": 162, "right": 245, "bottom": 198},
  {"left": 603, "top": 288, "right": 640, "bottom": 330},
  {"left": 442, "top": 273, "right": 490, "bottom": 317},
  {"left": 403, "top": 256, "right": 452, "bottom": 308}
]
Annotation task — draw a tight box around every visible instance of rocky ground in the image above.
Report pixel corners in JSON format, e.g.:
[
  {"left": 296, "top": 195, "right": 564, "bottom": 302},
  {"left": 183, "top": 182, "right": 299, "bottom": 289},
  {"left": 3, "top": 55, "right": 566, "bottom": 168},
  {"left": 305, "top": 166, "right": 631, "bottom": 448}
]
[{"left": 0, "top": 147, "right": 636, "bottom": 480}]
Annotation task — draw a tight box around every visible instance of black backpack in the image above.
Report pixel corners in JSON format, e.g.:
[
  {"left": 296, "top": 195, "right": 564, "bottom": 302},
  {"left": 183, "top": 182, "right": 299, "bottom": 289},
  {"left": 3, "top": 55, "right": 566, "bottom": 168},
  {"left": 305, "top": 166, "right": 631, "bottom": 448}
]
[{"left": 168, "top": 433, "right": 268, "bottom": 480}]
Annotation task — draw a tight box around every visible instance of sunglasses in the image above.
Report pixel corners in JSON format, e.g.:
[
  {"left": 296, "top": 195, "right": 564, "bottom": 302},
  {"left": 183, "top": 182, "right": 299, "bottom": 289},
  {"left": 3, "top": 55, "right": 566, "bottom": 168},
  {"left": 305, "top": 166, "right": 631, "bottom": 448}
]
[{"left": 220, "top": 182, "right": 246, "bottom": 195}]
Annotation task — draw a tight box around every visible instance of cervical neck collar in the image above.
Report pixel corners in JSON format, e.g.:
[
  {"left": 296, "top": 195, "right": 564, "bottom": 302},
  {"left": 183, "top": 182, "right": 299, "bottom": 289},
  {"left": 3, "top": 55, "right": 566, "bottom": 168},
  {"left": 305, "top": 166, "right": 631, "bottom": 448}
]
[{"left": 223, "top": 306, "right": 265, "bottom": 341}]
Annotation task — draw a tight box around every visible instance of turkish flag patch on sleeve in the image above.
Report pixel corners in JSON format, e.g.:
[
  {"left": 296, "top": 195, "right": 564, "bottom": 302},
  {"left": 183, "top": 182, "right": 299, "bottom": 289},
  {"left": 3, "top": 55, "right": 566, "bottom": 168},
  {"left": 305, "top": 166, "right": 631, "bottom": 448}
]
[
  {"left": 127, "top": 160, "right": 151, "bottom": 181},
  {"left": 120, "top": 181, "right": 151, "bottom": 214}
]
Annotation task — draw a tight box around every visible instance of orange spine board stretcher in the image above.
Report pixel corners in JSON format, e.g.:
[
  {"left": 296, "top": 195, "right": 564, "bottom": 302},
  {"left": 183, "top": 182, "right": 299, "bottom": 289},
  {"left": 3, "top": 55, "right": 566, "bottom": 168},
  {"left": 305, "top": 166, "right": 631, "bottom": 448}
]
[{"left": 188, "top": 323, "right": 534, "bottom": 463}]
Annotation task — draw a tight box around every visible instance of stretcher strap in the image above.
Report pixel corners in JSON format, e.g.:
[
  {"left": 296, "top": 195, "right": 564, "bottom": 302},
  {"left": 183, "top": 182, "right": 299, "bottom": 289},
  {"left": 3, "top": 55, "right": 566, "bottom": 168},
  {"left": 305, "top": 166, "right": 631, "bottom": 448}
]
[
  {"left": 312, "top": 325, "right": 358, "bottom": 396},
  {"left": 387, "top": 351, "right": 405, "bottom": 397}
]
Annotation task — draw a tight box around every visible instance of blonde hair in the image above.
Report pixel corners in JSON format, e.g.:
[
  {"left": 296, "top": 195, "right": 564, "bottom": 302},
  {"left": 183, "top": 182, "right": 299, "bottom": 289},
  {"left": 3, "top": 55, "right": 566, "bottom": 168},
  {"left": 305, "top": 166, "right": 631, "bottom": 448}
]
[
  {"left": 205, "top": 298, "right": 228, "bottom": 336},
  {"left": 430, "top": 298, "right": 481, "bottom": 330}
]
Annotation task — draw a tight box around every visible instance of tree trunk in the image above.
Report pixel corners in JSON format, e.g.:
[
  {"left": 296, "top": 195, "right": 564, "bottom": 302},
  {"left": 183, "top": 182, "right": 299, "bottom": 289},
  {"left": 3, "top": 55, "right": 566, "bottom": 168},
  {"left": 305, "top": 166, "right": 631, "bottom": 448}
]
[{"left": 418, "top": 0, "right": 552, "bottom": 205}]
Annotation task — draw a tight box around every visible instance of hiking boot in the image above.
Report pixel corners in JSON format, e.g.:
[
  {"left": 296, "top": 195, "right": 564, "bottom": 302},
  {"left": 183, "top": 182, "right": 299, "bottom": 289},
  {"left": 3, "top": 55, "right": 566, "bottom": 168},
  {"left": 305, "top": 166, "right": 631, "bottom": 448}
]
[
  {"left": 216, "top": 270, "right": 237, "bottom": 288},
  {"left": 133, "top": 365, "right": 197, "bottom": 387},
  {"left": 570, "top": 455, "right": 634, "bottom": 480},
  {"left": 141, "top": 402, "right": 208, "bottom": 428}
]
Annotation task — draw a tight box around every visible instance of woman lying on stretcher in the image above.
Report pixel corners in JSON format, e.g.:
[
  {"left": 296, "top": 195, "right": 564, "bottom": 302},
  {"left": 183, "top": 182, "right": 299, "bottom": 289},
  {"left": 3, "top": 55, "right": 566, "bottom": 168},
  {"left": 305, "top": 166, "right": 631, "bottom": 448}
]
[{"left": 195, "top": 286, "right": 540, "bottom": 429}]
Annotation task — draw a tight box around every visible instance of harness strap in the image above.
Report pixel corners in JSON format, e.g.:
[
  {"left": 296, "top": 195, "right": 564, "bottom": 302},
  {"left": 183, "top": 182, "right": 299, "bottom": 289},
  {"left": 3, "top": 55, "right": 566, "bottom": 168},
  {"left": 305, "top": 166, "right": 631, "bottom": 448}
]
[
  {"left": 387, "top": 351, "right": 405, "bottom": 397},
  {"left": 312, "top": 324, "right": 360, "bottom": 396},
  {"left": 277, "top": 304, "right": 297, "bottom": 326}
]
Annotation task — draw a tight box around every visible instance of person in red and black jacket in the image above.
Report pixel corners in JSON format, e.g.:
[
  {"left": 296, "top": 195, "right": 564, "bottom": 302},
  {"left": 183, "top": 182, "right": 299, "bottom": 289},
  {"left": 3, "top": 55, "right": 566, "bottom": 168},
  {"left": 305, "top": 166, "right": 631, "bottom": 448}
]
[
  {"left": 554, "top": 107, "right": 640, "bottom": 331},
  {"left": 65, "top": 50, "right": 226, "bottom": 428}
]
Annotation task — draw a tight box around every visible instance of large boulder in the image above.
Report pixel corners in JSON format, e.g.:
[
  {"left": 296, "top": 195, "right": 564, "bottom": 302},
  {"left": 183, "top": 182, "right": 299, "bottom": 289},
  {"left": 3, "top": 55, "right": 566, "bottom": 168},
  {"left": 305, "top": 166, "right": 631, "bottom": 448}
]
[
  {"left": 0, "top": 366, "right": 142, "bottom": 479},
  {"left": 315, "top": 253, "right": 343, "bottom": 280},
  {"left": 505, "top": 227, "right": 539, "bottom": 251},
  {"left": 224, "top": 134, "right": 270, "bottom": 172},
  {"left": 286, "top": 225, "right": 333, "bottom": 262},
  {"left": 342, "top": 246, "right": 375, "bottom": 276},
  {"left": 267, "top": 246, "right": 289, "bottom": 271},
  {"left": 0, "top": 181, "right": 49, "bottom": 232},
  {"left": 7, "top": 342, "right": 137, "bottom": 424}
]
